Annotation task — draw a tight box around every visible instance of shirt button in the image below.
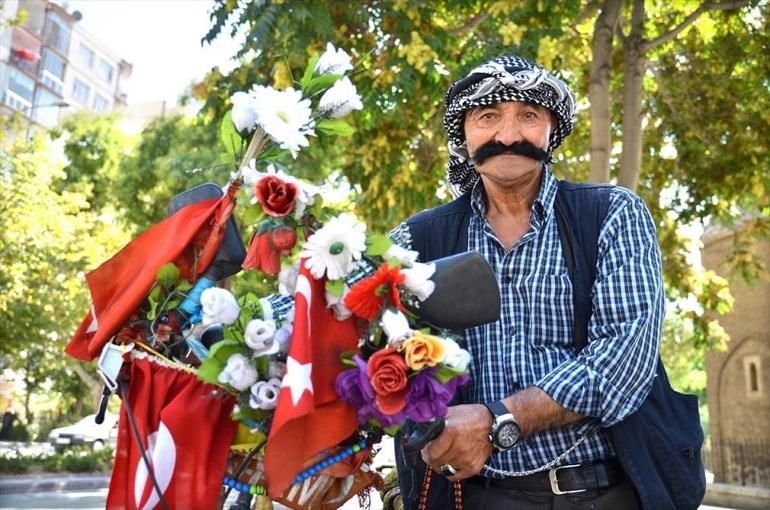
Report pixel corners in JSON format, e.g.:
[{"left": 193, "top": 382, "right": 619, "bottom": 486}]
[
  {"left": 504, "top": 275, "right": 512, "bottom": 284},
  {"left": 508, "top": 326, "right": 516, "bottom": 336}
]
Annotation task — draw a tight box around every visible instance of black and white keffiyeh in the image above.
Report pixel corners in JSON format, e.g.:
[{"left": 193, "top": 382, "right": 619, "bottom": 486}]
[{"left": 443, "top": 55, "right": 577, "bottom": 196}]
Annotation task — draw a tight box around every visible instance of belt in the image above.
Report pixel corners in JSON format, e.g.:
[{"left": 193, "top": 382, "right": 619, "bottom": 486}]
[{"left": 466, "top": 460, "right": 625, "bottom": 495}]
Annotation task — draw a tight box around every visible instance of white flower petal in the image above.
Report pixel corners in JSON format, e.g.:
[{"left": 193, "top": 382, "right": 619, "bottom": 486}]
[
  {"left": 442, "top": 338, "right": 471, "bottom": 371},
  {"left": 315, "top": 42, "right": 354, "bottom": 75},
  {"left": 384, "top": 243, "right": 419, "bottom": 268},
  {"left": 401, "top": 262, "right": 436, "bottom": 301},
  {"left": 250, "top": 86, "right": 315, "bottom": 158},
  {"left": 381, "top": 308, "right": 412, "bottom": 346},
  {"left": 201, "top": 288, "right": 240, "bottom": 325},
  {"left": 220, "top": 353, "right": 258, "bottom": 391},
  {"left": 318, "top": 77, "right": 363, "bottom": 119},
  {"left": 299, "top": 213, "right": 367, "bottom": 280}
]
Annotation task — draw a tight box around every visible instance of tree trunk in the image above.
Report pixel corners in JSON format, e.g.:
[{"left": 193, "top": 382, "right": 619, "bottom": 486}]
[
  {"left": 618, "top": 0, "right": 646, "bottom": 192},
  {"left": 589, "top": 0, "right": 623, "bottom": 183},
  {"left": 23, "top": 379, "right": 33, "bottom": 426},
  {"left": 71, "top": 362, "right": 105, "bottom": 409}
]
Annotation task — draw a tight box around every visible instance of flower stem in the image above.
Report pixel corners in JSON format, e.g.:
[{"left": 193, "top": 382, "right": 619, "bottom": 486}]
[{"left": 232, "top": 127, "right": 269, "bottom": 183}]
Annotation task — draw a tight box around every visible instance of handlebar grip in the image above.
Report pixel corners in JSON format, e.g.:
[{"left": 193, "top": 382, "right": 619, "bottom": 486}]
[
  {"left": 94, "top": 385, "right": 112, "bottom": 424},
  {"left": 400, "top": 418, "right": 446, "bottom": 468}
]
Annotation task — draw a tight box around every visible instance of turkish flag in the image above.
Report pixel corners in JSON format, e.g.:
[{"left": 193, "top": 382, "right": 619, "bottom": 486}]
[
  {"left": 107, "top": 354, "right": 237, "bottom": 510},
  {"left": 263, "top": 260, "right": 360, "bottom": 499},
  {"left": 65, "top": 186, "right": 238, "bottom": 361}
]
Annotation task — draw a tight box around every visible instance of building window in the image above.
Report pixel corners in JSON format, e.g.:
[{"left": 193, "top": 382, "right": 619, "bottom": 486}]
[
  {"left": 43, "top": 11, "right": 71, "bottom": 55},
  {"left": 40, "top": 48, "right": 66, "bottom": 94},
  {"left": 33, "top": 88, "right": 62, "bottom": 127},
  {"left": 96, "top": 59, "right": 114, "bottom": 84},
  {"left": 72, "top": 78, "right": 90, "bottom": 105},
  {"left": 93, "top": 94, "right": 109, "bottom": 113},
  {"left": 77, "top": 43, "right": 95, "bottom": 69},
  {"left": 743, "top": 356, "right": 763, "bottom": 398},
  {"left": 4, "top": 68, "right": 35, "bottom": 114}
]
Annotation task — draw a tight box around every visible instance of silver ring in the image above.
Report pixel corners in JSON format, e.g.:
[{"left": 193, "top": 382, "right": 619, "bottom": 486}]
[{"left": 439, "top": 463, "right": 457, "bottom": 476}]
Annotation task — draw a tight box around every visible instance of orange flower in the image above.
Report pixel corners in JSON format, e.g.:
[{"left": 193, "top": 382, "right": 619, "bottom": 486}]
[
  {"left": 344, "top": 262, "right": 406, "bottom": 320},
  {"left": 400, "top": 331, "right": 446, "bottom": 370}
]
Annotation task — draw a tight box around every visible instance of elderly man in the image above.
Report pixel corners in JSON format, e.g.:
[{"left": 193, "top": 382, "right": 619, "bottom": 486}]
[{"left": 391, "top": 55, "right": 666, "bottom": 509}]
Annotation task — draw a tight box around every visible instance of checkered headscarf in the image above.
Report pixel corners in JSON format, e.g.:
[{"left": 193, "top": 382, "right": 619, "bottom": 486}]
[{"left": 444, "top": 55, "right": 576, "bottom": 196}]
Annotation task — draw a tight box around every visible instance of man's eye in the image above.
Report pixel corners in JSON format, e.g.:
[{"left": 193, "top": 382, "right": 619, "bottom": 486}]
[
  {"left": 522, "top": 111, "right": 538, "bottom": 119},
  {"left": 479, "top": 112, "right": 496, "bottom": 120}
]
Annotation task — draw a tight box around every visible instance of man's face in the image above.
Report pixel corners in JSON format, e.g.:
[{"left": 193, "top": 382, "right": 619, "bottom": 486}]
[{"left": 463, "top": 101, "right": 554, "bottom": 185}]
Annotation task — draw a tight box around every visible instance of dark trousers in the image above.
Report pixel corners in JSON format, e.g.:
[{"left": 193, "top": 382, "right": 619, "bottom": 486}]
[{"left": 461, "top": 479, "right": 641, "bottom": 510}]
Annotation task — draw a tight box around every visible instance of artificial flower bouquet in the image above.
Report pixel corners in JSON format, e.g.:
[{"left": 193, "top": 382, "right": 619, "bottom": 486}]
[{"left": 77, "top": 42, "right": 472, "bottom": 509}]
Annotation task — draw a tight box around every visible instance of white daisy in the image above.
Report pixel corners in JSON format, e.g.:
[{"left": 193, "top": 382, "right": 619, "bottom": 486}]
[
  {"left": 251, "top": 85, "right": 315, "bottom": 158},
  {"left": 300, "top": 213, "right": 367, "bottom": 280},
  {"left": 319, "top": 77, "right": 363, "bottom": 119},
  {"left": 314, "top": 42, "right": 354, "bottom": 75}
]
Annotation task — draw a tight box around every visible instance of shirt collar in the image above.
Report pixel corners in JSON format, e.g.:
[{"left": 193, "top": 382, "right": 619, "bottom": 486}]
[{"left": 469, "top": 166, "right": 559, "bottom": 227}]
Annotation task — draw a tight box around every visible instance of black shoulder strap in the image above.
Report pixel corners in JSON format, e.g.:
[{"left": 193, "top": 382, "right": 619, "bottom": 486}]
[
  {"left": 405, "top": 193, "right": 472, "bottom": 262},
  {"left": 554, "top": 181, "right": 613, "bottom": 353}
]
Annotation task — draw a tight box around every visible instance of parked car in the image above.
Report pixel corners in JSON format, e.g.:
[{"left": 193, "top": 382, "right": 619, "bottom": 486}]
[{"left": 48, "top": 413, "right": 118, "bottom": 451}]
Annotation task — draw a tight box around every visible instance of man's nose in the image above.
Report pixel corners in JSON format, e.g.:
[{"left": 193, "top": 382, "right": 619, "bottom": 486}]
[{"left": 494, "top": 116, "right": 523, "bottom": 146}]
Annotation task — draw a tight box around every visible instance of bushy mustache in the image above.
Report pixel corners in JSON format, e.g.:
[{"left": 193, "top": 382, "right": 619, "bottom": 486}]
[{"left": 471, "top": 140, "right": 549, "bottom": 166}]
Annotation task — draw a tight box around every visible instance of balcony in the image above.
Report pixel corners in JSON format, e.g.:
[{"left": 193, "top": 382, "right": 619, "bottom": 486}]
[{"left": 3, "top": 90, "right": 33, "bottom": 116}]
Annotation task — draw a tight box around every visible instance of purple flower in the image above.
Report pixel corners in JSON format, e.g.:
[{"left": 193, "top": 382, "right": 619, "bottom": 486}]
[
  {"left": 404, "top": 369, "right": 470, "bottom": 423},
  {"left": 334, "top": 355, "right": 406, "bottom": 428}
]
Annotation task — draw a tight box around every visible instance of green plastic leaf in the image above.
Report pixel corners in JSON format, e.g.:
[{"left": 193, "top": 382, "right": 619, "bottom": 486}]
[
  {"left": 304, "top": 73, "right": 343, "bottom": 96},
  {"left": 220, "top": 111, "right": 243, "bottom": 159},
  {"left": 382, "top": 424, "right": 402, "bottom": 436},
  {"left": 232, "top": 406, "right": 265, "bottom": 422},
  {"left": 242, "top": 204, "right": 265, "bottom": 227},
  {"left": 156, "top": 263, "right": 180, "bottom": 288},
  {"left": 208, "top": 339, "right": 246, "bottom": 363},
  {"left": 300, "top": 53, "right": 321, "bottom": 90},
  {"left": 365, "top": 234, "right": 392, "bottom": 256},
  {"left": 325, "top": 278, "right": 345, "bottom": 297},
  {"left": 316, "top": 119, "right": 355, "bottom": 137},
  {"left": 433, "top": 364, "right": 467, "bottom": 384},
  {"left": 196, "top": 357, "right": 224, "bottom": 385}
]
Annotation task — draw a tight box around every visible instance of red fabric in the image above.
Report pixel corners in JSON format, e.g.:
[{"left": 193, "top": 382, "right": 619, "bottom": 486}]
[
  {"left": 107, "top": 355, "right": 237, "bottom": 510},
  {"left": 66, "top": 188, "right": 237, "bottom": 361},
  {"left": 264, "top": 260, "right": 360, "bottom": 498}
]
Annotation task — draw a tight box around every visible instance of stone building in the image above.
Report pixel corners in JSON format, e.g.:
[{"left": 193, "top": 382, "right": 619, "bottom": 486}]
[{"left": 702, "top": 225, "right": 770, "bottom": 487}]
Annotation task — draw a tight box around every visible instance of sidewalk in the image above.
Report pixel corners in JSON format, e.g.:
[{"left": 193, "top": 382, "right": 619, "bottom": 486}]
[{"left": 0, "top": 473, "right": 110, "bottom": 495}]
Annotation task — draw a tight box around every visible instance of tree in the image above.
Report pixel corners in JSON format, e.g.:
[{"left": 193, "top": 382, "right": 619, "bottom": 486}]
[
  {"left": 54, "top": 112, "right": 128, "bottom": 211},
  {"left": 0, "top": 118, "right": 129, "bottom": 424},
  {"left": 198, "top": 0, "right": 769, "bottom": 355},
  {"left": 115, "top": 114, "right": 226, "bottom": 231}
]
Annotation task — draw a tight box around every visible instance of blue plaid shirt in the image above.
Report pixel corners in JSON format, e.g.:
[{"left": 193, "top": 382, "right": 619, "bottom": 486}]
[{"left": 266, "top": 167, "right": 664, "bottom": 475}]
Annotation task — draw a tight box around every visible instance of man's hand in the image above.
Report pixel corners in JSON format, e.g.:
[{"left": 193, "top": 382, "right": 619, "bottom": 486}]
[{"left": 420, "top": 404, "right": 494, "bottom": 481}]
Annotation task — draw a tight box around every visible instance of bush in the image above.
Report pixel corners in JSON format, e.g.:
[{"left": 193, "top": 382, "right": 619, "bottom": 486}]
[
  {"left": 0, "top": 447, "right": 114, "bottom": 474},
  {"left": 5, "top": 423, "right": 30, "bottom": 442},
  {"left": 0, "top": 454, "right": 37, "bottom": 474}
]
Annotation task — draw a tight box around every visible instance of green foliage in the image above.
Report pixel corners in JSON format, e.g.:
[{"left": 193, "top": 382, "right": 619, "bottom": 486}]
[
  {"left": 115, "top": 114, "right": 227, "bottom": 232},
  {"left": 0, "top": 117, "right": 129, "bottom": 424},
  {"left": 54, "top": 112, "right": 127, "bottom": 211},
  {"left": 0, "top": 447, "right": 114, "bottom": 474}
]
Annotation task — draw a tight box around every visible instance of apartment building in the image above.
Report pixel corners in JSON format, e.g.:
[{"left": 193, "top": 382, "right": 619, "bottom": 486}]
[{"left": 0, "top": 0, "right": 132, "bottom": 128}]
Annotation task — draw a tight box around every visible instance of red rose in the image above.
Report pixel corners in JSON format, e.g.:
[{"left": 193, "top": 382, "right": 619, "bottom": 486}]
[
  {"left": 366, "top": 348, "right": 409, "bottom": 414},
  {"left": 256, "top": 175, "right": 298, "bottom": 217}
]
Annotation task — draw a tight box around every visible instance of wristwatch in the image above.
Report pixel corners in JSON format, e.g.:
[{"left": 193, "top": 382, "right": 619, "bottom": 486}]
[{"left": 483, "top": 400, "right": 521, "bottom": 451}]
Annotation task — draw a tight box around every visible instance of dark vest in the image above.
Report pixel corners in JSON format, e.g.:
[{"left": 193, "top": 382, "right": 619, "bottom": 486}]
[{"left": 395, "top": 181, "right": 706, "bottom": 510}]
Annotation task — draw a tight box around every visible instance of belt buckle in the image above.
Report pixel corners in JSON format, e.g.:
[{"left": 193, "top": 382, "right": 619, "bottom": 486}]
[{"left": 548, "top": 464, "right": 587, "bottom": 495}]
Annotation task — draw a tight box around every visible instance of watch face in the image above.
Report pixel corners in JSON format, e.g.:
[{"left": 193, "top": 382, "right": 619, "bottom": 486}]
[{"left": 495, "top": 422, "right": 519, "bottom": 449}]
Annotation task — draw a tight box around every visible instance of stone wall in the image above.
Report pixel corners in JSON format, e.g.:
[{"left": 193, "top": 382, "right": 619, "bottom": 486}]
[{"left": 702, "top": 230, "right": 770, "bottom": 487}]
